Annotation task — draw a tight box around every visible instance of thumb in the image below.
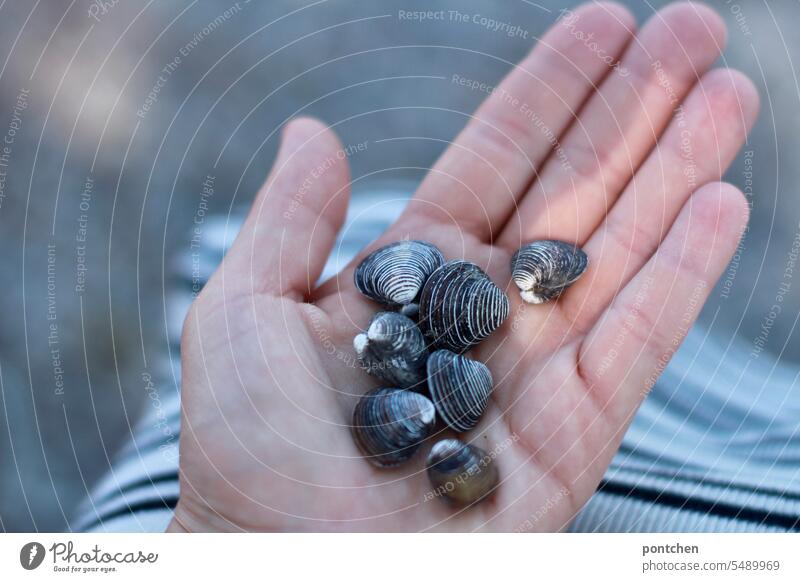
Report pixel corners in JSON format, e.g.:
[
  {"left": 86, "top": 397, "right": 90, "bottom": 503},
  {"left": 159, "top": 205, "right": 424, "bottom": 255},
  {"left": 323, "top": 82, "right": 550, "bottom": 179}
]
[{"left": 219, "top": 117, "right": 352, "bottom": 300}]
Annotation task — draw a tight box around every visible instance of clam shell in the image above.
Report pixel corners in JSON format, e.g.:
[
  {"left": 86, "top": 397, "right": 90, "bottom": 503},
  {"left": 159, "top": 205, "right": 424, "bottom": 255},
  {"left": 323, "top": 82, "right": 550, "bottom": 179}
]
[
  {"left": 427, "top": 350, "right": 492, "bottom": 432},
  {"left": 418, "top": 260, "right": 509, "bottom": 353},
  {"left": 354, "top": 312, "right": 428, "bottom": 389},
  {"left": 426, "top": 439, "right": 498, "bottom": 505},
  {"left": 352, "top": 387, "right": 436, "bottom": 467},
  {"left": 354, "top": 240, "right": 445, "bottom": 308},
  {"left": 511, "top": 240, "right": 588, "bottom": 304}
]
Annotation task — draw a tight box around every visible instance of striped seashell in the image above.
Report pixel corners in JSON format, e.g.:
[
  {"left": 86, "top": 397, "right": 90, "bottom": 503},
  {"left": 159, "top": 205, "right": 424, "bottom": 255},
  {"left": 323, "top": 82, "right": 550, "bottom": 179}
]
[
  {"left": 352, "top": 387, "right": 436, "bottom": 467},
  {"left": 418, "top": 260, "right": 509, "bottom": 353},
  {"left": 427, "top": 350, "right": 492, "bottom": 432},
  {"left": 426, "top": 439, "right": 499, "bottom": 505},
  {"left": 511, "top": 240, "right": 588, "bottom": 304},
  {"left": 354, "top": 240, "right": 445, "bottom": 309},
  {"left": 354, "top": 312, "right": 429, "bottom": 389}
]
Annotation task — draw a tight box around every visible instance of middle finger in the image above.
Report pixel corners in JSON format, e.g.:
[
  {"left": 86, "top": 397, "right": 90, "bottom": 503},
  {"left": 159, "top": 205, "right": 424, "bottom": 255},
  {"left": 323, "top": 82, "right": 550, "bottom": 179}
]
[{"left": 498, "top": 2, "right": 727, "bottom": 249}]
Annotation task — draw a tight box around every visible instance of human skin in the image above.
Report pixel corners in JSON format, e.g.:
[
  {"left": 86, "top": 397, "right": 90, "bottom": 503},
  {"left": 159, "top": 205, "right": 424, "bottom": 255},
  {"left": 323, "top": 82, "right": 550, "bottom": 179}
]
[{"left": 168, "top": 2, "right": 759, "bottom": 532}]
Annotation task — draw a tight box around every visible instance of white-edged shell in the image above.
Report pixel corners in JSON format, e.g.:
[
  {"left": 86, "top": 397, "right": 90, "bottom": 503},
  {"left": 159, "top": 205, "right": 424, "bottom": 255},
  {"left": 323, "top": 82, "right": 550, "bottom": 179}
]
[
  {"left": 511, "top": 240, "right": 588, "bottom": 304},
  {"left": 427, "top": 350, "right": 492, "bottom": 432},
  {"left": 426, "top": 439, "right": 498, "bottom": 505},
  {"left": 418, "top": 260, "right": 509, "bottom": 353},
  {"left": 354, "top": 240, "right": 445, "bottom": 308},
  {"left": 352, "top": 387, "right": 436, "bottom": 467},
  {"left": 354, "top": 312, "right": 428, "bottom": 389}
]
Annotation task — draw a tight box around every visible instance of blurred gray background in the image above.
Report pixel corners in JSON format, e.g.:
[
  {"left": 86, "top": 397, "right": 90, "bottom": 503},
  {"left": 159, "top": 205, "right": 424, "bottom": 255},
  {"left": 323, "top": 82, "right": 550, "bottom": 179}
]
[{"left": 0, "top": 0, "right": 797, "bottom": 531}]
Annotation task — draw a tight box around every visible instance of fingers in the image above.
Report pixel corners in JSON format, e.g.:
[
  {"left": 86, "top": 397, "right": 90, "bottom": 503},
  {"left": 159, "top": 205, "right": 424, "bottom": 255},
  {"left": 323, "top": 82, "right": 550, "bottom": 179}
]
[
  {"left": 564, "top": 67, "right": 759, "bottom": 327},
  {"left": 402, "top": 2, "right": 635, "bottom": 241},
  {"left": 218, "top": 118, "right": 351, "bottom": 300},
  {"left": 578, "top": 182, "right": 749, "bottom": 423},
  {"left": 499, "top": 1, "right": 727, "bottom": 247}
]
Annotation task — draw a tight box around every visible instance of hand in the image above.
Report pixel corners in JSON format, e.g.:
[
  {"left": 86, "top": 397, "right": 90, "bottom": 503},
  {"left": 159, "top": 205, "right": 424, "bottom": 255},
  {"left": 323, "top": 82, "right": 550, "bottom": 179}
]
[{"left": 169, "top": 2, "right": 758, "bottom": 532}]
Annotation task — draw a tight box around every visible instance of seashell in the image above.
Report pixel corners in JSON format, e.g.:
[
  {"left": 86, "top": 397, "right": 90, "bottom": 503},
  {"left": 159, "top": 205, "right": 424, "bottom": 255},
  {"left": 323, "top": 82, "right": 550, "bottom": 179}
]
[
  {"left": 398, "top": 303, "right": 419, "bottom": 319},
  {"left": 354, "top": 312, "right": 429, "bottom": 389},
  {"left": 426, "top": 439, "right": 498, "bottom": 505},
  {"left": 352, "top": 387, "right": 436, "bottom": 467},
  {"left": 427, "top": 350, "right": 492, "bottom": 432},
  {"left": 418, "top": 260, "right": 509, "bottom": 353},
  {"left": 354, "top": 240, "right": 445, "bottom": 308},
  {"left": 511, "top": 240, "right": 588, "bottom": 304}
]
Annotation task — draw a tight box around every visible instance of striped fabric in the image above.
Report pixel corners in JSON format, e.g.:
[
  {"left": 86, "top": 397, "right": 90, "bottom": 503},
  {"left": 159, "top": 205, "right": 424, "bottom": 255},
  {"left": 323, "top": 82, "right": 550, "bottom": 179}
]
[{"left": 71, "top": 185, "right": 800, "bottom": 532}]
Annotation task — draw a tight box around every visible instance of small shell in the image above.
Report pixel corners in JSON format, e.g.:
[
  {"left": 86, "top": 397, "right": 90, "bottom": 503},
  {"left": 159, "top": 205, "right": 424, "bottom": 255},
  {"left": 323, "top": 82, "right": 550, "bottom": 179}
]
[
  {"left": 352, "top": 387, "right": 436, "bottom": 467},
  {"left": 398, "top": 303, "right": 419, "bottom": 319},
  {"left": 418, "top": 260, "right": 509, "bottom": 353},
  {"left": 426, "top": 439, "right": 498, "bottom": 505},
  {"left": 427, "top": 350, "right": 492, "bottom": 432},
  {"left": 511, "top": 240, "right": 588, "bottom": 304},
  {"left": 354, "top": 312, "right": 428, "bottom": 389},
  {"left": 354, "top": 241, "right": 445, "bottom": 308}
]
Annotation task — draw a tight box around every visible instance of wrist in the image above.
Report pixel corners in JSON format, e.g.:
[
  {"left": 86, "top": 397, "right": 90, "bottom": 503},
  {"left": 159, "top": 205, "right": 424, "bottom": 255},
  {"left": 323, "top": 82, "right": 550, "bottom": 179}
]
[
  {"left": 167, "top": 499, "right": 240, "bottom": 532},
  {"left": 166, "top": 515, "right": 189, "bottom": 533}
]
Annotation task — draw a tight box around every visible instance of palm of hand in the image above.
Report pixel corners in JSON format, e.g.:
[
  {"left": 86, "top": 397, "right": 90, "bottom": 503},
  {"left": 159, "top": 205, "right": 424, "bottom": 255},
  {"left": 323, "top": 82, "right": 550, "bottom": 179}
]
[{"left": 171, "top": 3, "right": 758, "bottom": 532}]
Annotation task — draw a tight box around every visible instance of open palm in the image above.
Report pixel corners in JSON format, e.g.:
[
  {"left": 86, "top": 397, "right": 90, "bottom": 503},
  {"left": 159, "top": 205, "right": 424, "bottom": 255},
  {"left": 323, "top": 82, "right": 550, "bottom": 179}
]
[{"left": 170, "top": 2, "right": 758, "bottom": 532}]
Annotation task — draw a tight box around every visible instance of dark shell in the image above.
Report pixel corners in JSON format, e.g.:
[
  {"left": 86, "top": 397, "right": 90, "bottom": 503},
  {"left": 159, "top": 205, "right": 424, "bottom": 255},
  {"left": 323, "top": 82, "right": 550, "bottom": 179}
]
[
  {"left": 427, "top": 350, "right": 492, "bottom": 432},
  {"left": 398, "top": 303, "right": 419, "bottom": 319},
  {"left": 426, "top": 439, "right": 498, "bottom": 505},
  {"left": 418, "top": 260, "right": 509, "bottom": 353},
  {"left": 354, "top": 312, "right": 428, "bottom": 389},
  {"left": 354, "top": 240, "right": 445, "bottom": 308},
  {"left": 352, "top": 387, "right": 436, "bottom": 467},
  {"left": 511, "top": 240, "right": 588, "bottom": 304}
]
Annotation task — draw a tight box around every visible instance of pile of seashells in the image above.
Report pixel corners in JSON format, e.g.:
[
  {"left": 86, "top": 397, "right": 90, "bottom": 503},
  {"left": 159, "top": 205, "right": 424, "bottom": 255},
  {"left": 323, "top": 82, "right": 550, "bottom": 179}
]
[{"left": 351, "top": 239, "right": 587, "bottom": 506}]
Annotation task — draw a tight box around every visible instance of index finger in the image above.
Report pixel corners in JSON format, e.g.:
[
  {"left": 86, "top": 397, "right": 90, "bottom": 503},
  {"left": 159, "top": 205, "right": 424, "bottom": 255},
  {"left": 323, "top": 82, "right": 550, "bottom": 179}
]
[{"left": 402, "top": 2, "right": 636, "bottom": 242}]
